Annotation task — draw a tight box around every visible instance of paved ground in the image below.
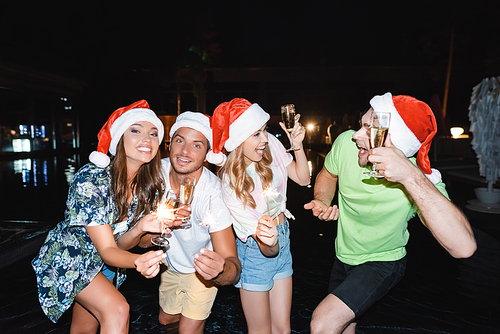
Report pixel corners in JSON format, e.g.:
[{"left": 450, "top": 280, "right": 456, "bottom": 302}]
[{"left": 1, "top": 154, "right": 499, "bottom": 333}]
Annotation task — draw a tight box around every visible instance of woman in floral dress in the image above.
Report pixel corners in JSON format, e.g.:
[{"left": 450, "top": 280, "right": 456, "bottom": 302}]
[{"left": 32, "top": 100, "right": 169, "bottom": 333}]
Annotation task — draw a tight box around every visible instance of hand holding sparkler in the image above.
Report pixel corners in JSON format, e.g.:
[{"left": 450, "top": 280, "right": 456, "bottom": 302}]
[
  {"left": 151, "top": 189, "right": 180, "bottom": 247},
  {"left": 194, "top": 248, "right": 225, "bottom": 281},
  {"left": 256, "top": 215, "right": 278, "bottom": 248},
  {"left": 133, "top": 250, "right": 167, "bottom": 279}
]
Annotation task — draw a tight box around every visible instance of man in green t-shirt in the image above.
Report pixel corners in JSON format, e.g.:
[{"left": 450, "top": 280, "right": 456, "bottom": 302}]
[{"left": 305, "top": 92, "right": 477, "bottom": 334}]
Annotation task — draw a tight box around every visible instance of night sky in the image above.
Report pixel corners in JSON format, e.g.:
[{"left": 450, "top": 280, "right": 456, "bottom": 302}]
[{"left": 1, "top": 1, "right": 499, "bottom": 127}]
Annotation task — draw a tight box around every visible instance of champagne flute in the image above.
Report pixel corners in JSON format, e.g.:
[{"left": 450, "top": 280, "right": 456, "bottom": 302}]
[
  {"left": 281, "top": 104, "right": 298, "bottom": 151},
  {"left": 179, "top": 176, "right": 196, "bottom": 228},
  {"left": 363, "top": 111, "right": 391, "bottom": 178},
  {"left": 151, "top": 190, "right": 178, "bottom": 247},
  {"left": 151, "top": 230, "right": 170, "bottom": 248},
  {"left": 165, "top": 189, "right": 180, "bottom": 211}
]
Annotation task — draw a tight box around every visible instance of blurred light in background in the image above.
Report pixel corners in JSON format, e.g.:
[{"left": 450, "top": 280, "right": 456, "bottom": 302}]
[{"left": 450, "top": 127, "right": 465, "bottom": 139}]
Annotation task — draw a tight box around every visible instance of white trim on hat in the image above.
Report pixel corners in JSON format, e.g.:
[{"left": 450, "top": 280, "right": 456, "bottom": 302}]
[
  {"left": 108, "top": 108, "right": 164, "bottom": 156},
  {"left": 206, "top": 150, "right": 227, "bottom": 166},
  {"left": 370, "top": 92, "right": 421, "bottom": 158},
  {"left": 224, "top": 103, "right": 270, "bottom": 152},
  {"left": 169, "top": 111, "right": 212, "bottom": 146}
]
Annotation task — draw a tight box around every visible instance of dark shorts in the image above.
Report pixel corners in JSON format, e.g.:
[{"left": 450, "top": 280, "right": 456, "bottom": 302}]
[{"left": 328, "top": 256, "right": 407, "bottom": 318}]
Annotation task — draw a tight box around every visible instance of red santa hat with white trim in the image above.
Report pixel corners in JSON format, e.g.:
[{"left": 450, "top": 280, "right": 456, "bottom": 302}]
[
  {"left": 207, "top": 98, "right": 270, "bottom": 166},
  {"left": 89, "top": 100, "right": 164, "bottom": 168},
  {"left": 370, "top": 92, "right": 441, "bottom": 184}
]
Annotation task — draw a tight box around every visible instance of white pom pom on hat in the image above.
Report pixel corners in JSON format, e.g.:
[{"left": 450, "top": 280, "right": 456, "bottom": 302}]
[
  {"left": 89, "top": 150, "right": 111, "bottom": 168},
  {"left": 89, "top": 100, "right": 164, "bottom": 168}
]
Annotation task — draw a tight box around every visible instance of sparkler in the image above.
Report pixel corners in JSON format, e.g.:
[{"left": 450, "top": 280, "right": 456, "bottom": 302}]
[
  {"left": 263, "top": 186, "right": 280, "bottom": 216},
  {"left": 199, "top": 196, "right": 220, "bottom": 228},
  {"left": 154, "top": 202, "right": 177, "bottom": 222},
  {"left": 199, "top": 210, "right": 219, "bottom": 227},
  {"left": 152, "top": 200, "right": 178, "bottom": 237},
  {"left": 150, "top": 200, "right": 177, "bottom": 248}
]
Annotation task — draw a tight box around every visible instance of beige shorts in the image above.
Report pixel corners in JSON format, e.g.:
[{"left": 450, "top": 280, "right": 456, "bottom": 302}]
[{"left": 159, "top": 269, "right": 218, "bottom": 321}]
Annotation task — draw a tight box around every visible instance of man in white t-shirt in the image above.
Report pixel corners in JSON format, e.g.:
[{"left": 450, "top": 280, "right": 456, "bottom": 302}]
[{"left": 142, "top": 111, "right": 241, "bottom": 334}]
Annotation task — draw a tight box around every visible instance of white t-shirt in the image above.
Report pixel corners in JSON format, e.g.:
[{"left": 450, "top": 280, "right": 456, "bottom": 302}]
[
  {"left": 160, "top": 158, "right": 233, "bottom": 274},
  {"left": 221, "top": 134, "right": 294, "bottom": 242}
]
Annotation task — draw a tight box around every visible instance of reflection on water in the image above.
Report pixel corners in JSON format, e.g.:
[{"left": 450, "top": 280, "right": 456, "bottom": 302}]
[
  {"left": 8, "top": 156, "right": 78, "bottom": 188},
  {"left": 13, "top": 159, "right": 51, "bottom": 187},
  {"left": 0, "top": 154, "right": 81, "bottom": 223},
  {"left": 64, "top": 157, "right": 77, "bottom": 185},
  {"left": 0, "top": 149, "right": 327, "bottom": 223},
  {"left": 4, "top": 150, "right": 326, "bottom": 190},
  {"left": 13, "top": 159, "right": 32, "bottom": 187}
]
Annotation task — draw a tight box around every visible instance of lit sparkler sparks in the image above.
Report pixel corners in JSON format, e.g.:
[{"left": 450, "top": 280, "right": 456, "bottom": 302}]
[
  {"left": 199, "top": 209, "right": 219, "bottom": 227},
  {"left": 263, "top": 186, "right": 280, "bottom": 216},
  {"left": 199, "top": 196, "right": 220, "bottom": 228},
  {"left": 263, "top": 187, "right": 280, "bottom": 200},
  {"left": 154, "top": 202, "right": 176, "bottom": 222}
]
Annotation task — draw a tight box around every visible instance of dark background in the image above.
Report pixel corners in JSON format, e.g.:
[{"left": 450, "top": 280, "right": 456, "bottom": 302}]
[{"left": 1, "top": 0, "right": 499, "bottom": 141}]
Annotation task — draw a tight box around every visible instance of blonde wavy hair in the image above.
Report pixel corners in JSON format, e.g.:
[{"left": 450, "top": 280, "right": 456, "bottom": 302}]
[{"left": 218, "top": 143, "right": 273, "bottom": 209}]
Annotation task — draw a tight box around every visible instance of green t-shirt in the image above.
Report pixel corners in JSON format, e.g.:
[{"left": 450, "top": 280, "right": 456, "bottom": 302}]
[{"left": 325, "top": 130, "right": 448, "bottom": 265}]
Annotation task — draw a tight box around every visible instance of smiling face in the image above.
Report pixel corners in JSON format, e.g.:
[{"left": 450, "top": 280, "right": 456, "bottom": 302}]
[
  {"left": 351, "top": 108, "right": 374, "bottom": 166},
  {"left": 122, "top": 121, "right": 160, "bottom": 172},
  {"left": 169, "top": 127, "right": 209, "bottom": 177},
  {"left": 241, "top": 123, "right": 269, "bottom": 167}
]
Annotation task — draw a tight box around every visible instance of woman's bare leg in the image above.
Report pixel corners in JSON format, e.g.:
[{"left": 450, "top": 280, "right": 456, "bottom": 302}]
[
  {"left": 269, "top": 276, "right": 292, "bottom": 334},
  {"left": 240, "top": 289, "right": 272, "bottom": 334},
  {"left": 239, "top": 276, "right": 292, "bottom": 334},
  {"left": 73, "top": 272, "right": 130, "bottom": 334},
  {"left": 70, "top": 301, "right": 99, "bottom": 334}
]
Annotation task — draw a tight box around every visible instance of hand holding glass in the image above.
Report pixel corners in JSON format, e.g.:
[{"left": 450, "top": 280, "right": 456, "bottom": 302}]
[
  {"left": 151, "top": 189, "right": 178, "bottom": 247},
  {"left": 363, "top": 111, "right": 391, "bottom": 178},
  {"left": 281, "top": 104, "right": 298, "bottom": 151},
  {"left": 179, "top": 176, "right": 196, "bottom": 228}
]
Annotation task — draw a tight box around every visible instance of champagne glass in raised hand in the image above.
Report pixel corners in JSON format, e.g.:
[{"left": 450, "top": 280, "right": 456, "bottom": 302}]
[
  {"left": 363, "top": 111, "right": 391, "bottom": 178},
  {"left": 178, "top": 176, "right": 196, "bottom": 228},
  {"left": 281, "top": 103, "right": 298, "bottom": 151}
]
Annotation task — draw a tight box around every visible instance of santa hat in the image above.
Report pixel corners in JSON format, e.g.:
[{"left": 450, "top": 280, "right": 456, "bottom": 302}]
[
  {"left": 207, "top": 98, "right": 270, "bottom": 166},
  {"left": 169, "top": 111, "right": 212, "bottom": 146},
  {"left": 369, "top": 92, "right": 441, "bottom": 184},
  {"left": 89, "top": 100, "right": 164, "bottom": 168}
]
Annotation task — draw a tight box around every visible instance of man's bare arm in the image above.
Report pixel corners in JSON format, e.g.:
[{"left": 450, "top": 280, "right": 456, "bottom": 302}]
[
  {"left": 304, "top": 166, "right": 340, "bottom": 221},
  {"left": 372, "top": 135, "right": 476, "bottom": 259},
  {"left": 194, "top": 227, "right": 241, "bottom": 286}
]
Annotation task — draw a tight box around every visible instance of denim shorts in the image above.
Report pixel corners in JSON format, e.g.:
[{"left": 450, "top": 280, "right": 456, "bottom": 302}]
[
  {"left": 235, "top": 220, "right": 293, "bottom": 292},
  {"left": 329, "top": 256, "right": 407, "bottom": 318}
]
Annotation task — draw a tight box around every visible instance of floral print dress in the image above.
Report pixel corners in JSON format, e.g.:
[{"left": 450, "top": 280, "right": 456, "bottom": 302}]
[{"left": 31, "top": 163, "right": 137, "bottom": 323}]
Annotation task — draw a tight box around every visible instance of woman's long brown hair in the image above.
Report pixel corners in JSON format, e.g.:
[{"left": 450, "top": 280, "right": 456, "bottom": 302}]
[
  {"left": 218, "top": 143, "right": 273, "bottom": 209},
  {"left": 110, "top": 138, "right": 164, "bottom": 225}
]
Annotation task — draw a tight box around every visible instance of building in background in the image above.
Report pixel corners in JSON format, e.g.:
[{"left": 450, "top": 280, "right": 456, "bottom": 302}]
[{"left": 0, "top": 61, "right": 85, "bottom": 157}]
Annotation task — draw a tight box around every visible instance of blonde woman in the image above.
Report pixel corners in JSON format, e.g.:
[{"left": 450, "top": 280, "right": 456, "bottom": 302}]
[{"left": 208, "top": 98, "right": 310, "bottom": 334}]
